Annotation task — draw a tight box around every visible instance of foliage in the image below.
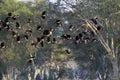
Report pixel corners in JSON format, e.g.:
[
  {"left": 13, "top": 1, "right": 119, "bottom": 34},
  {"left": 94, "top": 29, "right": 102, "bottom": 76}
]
[
  {"left": 0, "top": 0, "right": 32, "bottom": 17},
  {"left": 0, "top": 0, "right": 119, "bottom": 80}
]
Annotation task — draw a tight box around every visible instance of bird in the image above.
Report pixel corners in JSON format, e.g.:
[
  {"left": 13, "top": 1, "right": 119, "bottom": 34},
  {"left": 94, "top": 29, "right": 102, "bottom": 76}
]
[
  {"left": 24, "top": 34, "right": 29, "bottom": 41},
  {"left": 12, "top": 15, "right": 18, "bottom": 20},
  {"left": 65, "top": 49, "right": 71, "bottom": 54},
  {"left": 4, "top": 26, "right": 11, "bottom": 31},
  {"left": 16, "top": 36, "right": 21, "bottom": 43},
  {"left": 28, "top": 55, "right": 36, "bottom": 63},
  {"left": 40, "top": 41, "right": 44, "bottom": 47},
  {"left": 0, "top": 27, "right": 2, "bottom": 31},
  {"left": 78, "top": 33, "right": 83, "bottom": 38},
  {"left": 43, "top": 28, "right": 54, "bottom": 37},
  {"left": 56, "top": 20, "right": 62, "bottom": 26},
  {"left": 4, "top": 17, "right": 10, "bottom": 23},
  {"left": 43, "top": 30, "right": 49, "bottom": 36},
  {"left": 96, "top": 25, "right": 102, "bottom": 31},
  {"left": 90, "top": 17, "right": 98, "bottom": 25},
  {"left": 82, "top": 30, "right": 89, "bottom": 36},
  {"left": 36, "top": 36, "right": 45, "bottom": 47},
  {"left": 12, "top": 31, "right": 17, "bottom": 38},
  {"left": 1, "top": 21, "right": 7, "bottom": 27},
  {"left": 37, "top": 37, "right": 41, "bottom": 42},
  {"left": 15, "top": 22, "right": 20, "bottom": 29},
  {"left": 47, "top": 37, "right": 51, "bottom": 44},
  {"left": 49, "top": 28, "right": 54, "bottom": 36},
  {"left": 75, "top": 35, "right": 81, "bottom": 44},
  {"left": 74, "top": 33, "right": 83, "bottom": 44},
  {"left": 69, "top": 25, "right": 74, "bottom": 31},
  {"left": 83, "top": 37, "right": 90, "bottom": 44},
  {"left": 39, "top": 36, "right": 45, "bottom": 42},
  {"left": 61, "top": 34, "right": 72, "bottom": 40},
  {"left": 41, "top": 11, "right": 47, "bottom": 19},
  {"left": 91, "top": 38, "right": 97, "bottom": 42},
  {"left": 26, "top": 29, "right": 32, "bottom": 36},
  {"left": 8, "top": 12, "right": 12, "bottom": 17},
  {"left": 0, "top": 42, "right": 6, "bottom": 49},
  {"left": 52, "top": 38, "right": 57, "bottom": 44},
  {"left": 36, "top": 25, "right": 42, "bottom": 31},
  {"left": 27, "top": 17, "right": 32, "bottom": 23},
  {"left": 90, "top": 31, "right": 95, "bottom": 37},
  {"left": 40, "top": 36, "right": 45, "bottom": 47}
]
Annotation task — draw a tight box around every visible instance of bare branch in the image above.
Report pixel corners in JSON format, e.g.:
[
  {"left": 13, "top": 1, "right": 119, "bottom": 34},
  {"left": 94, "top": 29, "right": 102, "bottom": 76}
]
[{"left": 85, "top": 20, "right": 112, "bottom": 55}]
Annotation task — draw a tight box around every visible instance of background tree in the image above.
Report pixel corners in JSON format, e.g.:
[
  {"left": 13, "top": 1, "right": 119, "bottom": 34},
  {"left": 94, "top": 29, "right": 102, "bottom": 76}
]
[{"left": 0, "top": 0, "right": 120, "bottom": 80}]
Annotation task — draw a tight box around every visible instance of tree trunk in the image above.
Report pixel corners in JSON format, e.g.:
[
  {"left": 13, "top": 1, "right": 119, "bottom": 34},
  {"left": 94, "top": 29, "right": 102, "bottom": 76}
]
[
  {"left": 111, "top": 57, "right": 119, "bottom": 80},
  {"left": 86, "top": 21, "right": 119, "bottom": 80}
]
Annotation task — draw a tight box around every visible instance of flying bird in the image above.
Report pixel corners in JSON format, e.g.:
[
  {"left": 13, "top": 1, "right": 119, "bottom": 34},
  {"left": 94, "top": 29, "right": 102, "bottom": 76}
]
[
  {"left": 16, "top": 36, "right": 21, "bottom": 43},
  {"left": 56, "top": 20, "right": 62, "bottom": 26},
  {"left": 41, "top": 11, "right": 47, "bottom": 19},
  {"left": 90, "top": 16, "right": 98, "bottom": 25},
  {"left": 0, "top": 42, "right": 6, "bottom": 49},
  {"left": 12, "top": 31, "right": 17, "bottom": 38},
  {"left": 36, "top": 25, "right": 42, "bottom": 31},
  {"left": 8, "top": 12, "right": 12, "bottom": 17},
  {"left": 28, "top": 55, "right": 36, "bottom": 63},
  {"left": 16, "top": 22, "right": 20, "bottom": 29},
  {"left": 65, "top": 49, "right": 71, "bottom": 54}
]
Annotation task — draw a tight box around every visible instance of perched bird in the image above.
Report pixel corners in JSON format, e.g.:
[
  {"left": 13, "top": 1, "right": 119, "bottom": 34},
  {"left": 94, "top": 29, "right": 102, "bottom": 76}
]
[{"left": 41, "top": 11, "right": 47, "bottom": 19}]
